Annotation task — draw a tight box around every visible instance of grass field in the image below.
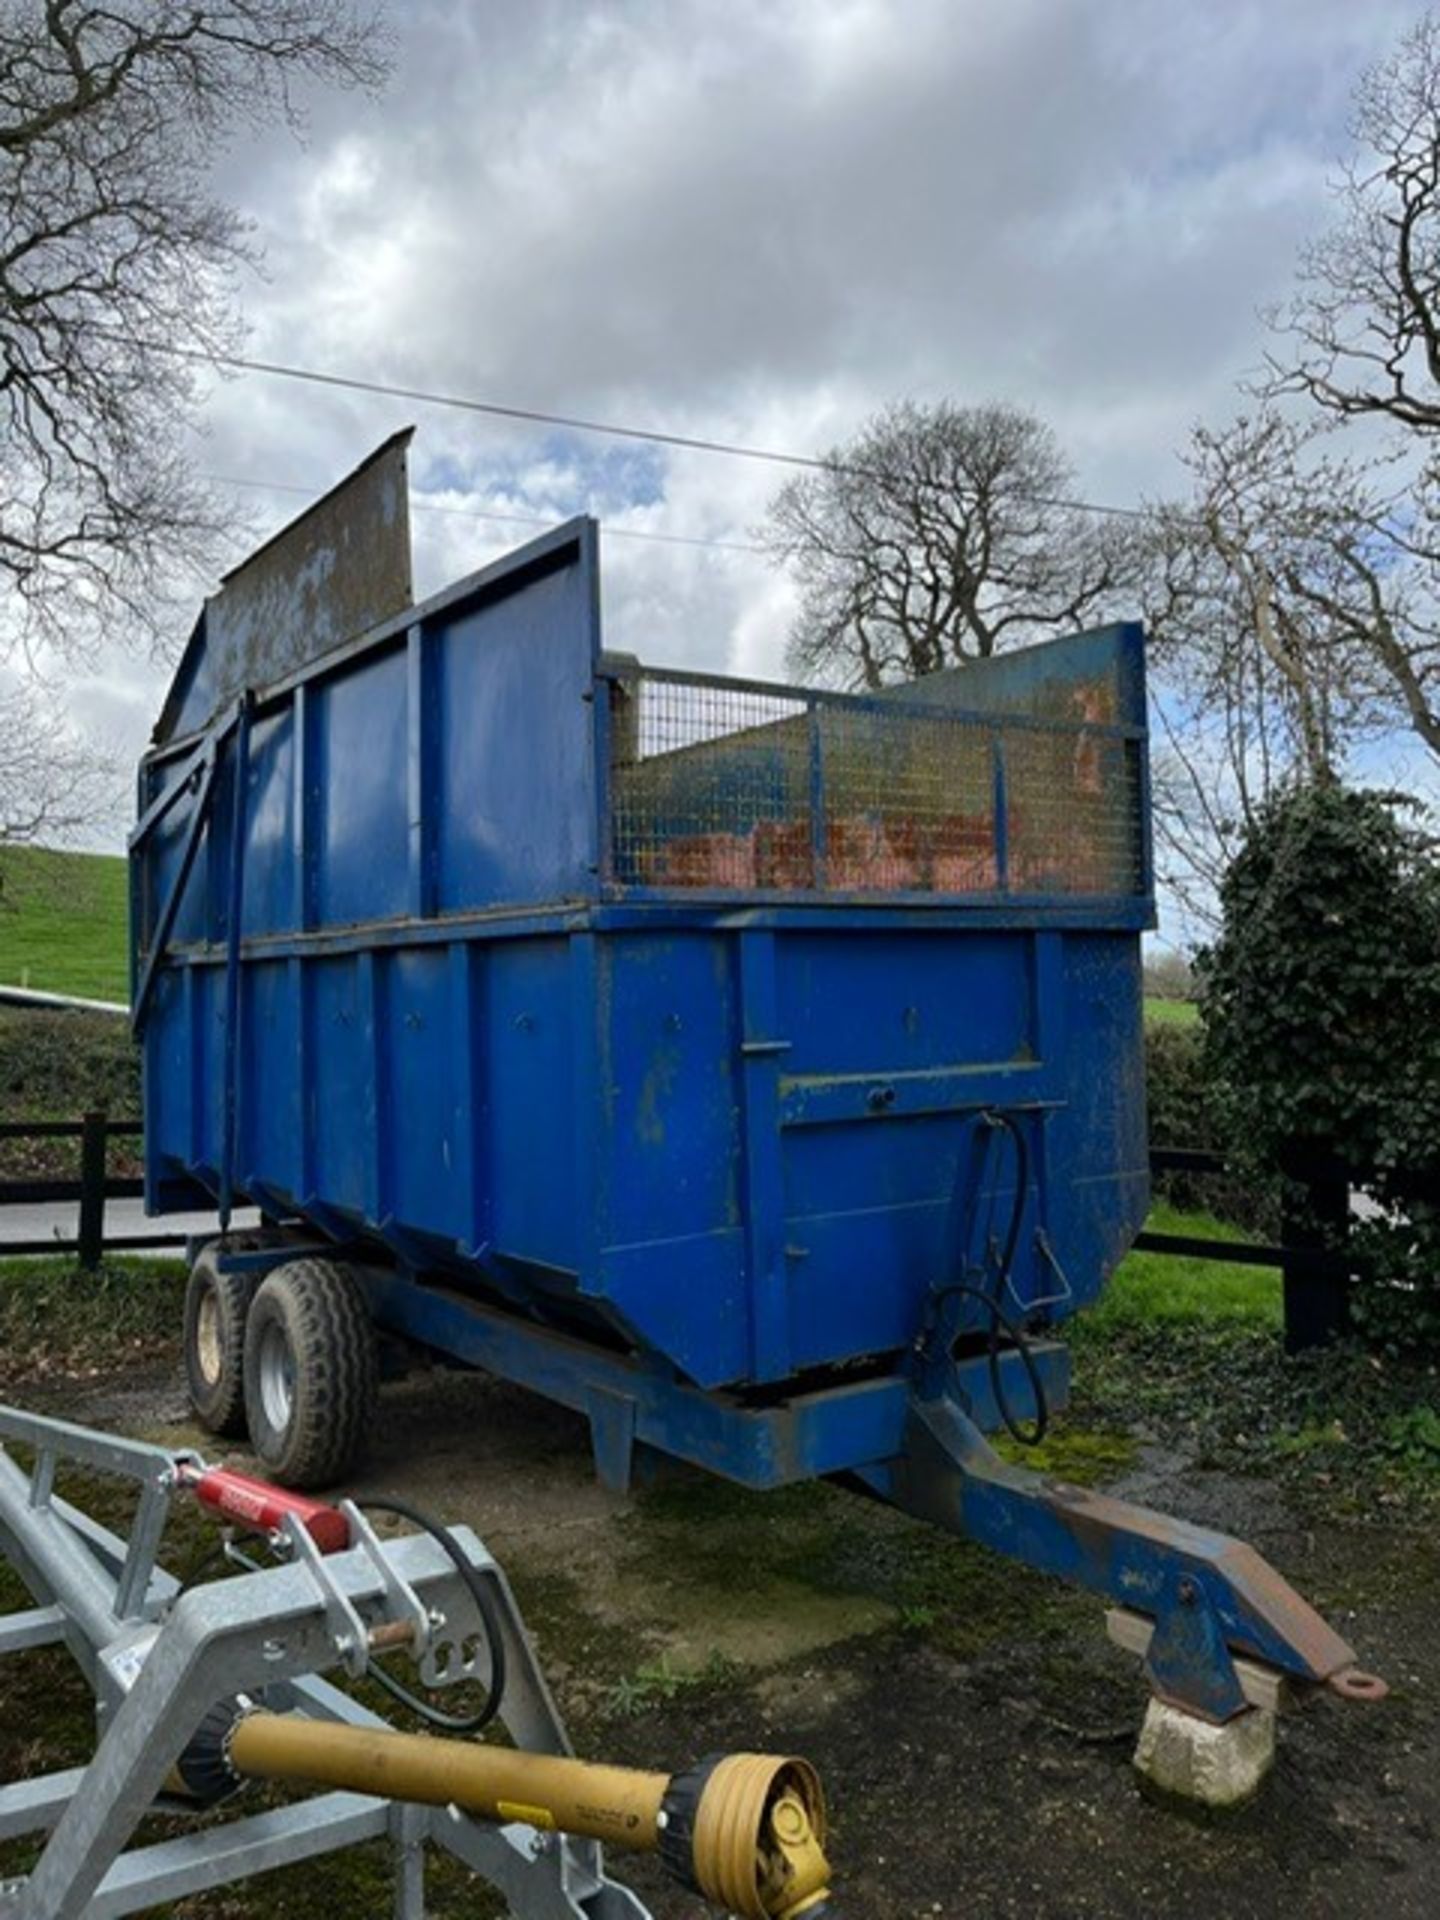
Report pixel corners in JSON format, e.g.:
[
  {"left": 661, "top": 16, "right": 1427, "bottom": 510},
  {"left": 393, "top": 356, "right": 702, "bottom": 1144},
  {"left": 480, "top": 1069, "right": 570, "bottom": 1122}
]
[
  {"left": 1143, "top": 995, "right": 1199, "bottom": 1027},
  {"left": 1084, "top": 1199, "right": 1279, "bottom": 1329},
  {"left": 0, "top": 845, "right": 128, "bottom": 1003}
]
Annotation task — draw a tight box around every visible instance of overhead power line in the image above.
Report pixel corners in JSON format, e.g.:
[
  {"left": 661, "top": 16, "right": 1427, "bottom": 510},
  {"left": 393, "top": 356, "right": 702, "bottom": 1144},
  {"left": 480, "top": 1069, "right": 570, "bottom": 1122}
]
[
  {"left": 208, "top": 472, "right": 769, "bottom": 557},
  {"left": 138, "top": 334, "right": 1152, "bottom": 524}
]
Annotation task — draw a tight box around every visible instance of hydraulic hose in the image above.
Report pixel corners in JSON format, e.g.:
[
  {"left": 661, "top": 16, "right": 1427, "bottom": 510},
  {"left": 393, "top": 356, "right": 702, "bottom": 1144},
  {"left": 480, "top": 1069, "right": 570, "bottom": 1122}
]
[
  {"left": 931, "top": 1108, "right": 1049, "bottom": 1446},
  {"left": 354, "top": 1495, "right": 508, "bottom": 1733}
]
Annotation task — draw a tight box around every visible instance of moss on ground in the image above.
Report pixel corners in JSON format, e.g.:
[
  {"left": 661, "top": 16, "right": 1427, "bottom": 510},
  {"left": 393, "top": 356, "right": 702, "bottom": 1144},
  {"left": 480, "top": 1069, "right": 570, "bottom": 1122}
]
[
  {"left": 617, "top": 1447, "right": 1122, "bottom": 1673},
  {"left": 993, "top": 1422, "right": 1137, "bottom": 1483}
]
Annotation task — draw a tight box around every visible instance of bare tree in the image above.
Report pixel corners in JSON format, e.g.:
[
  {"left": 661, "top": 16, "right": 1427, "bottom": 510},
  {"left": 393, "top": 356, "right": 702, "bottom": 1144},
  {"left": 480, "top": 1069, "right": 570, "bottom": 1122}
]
[
  {"left": 1144, "top": 409, "right": 1440, "bottom": 925},
  {"left": 0, "top": 675, "right": 118, "bottom": 847},
  {"left": 0, "top": 2, "right": 389, "bottom": 667},
  {"left": 1268, "top": 12, "right": 1440, "bottom": 433},
  {"left": 765, "top": 400, "right": 1139, "bottom": 689}
]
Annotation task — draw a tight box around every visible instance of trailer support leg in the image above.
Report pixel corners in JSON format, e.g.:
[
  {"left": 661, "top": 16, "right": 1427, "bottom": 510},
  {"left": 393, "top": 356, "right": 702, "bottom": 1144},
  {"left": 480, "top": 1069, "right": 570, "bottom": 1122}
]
[{"left": 587, "top": 1387, "right": 638, "bottom": 1495}]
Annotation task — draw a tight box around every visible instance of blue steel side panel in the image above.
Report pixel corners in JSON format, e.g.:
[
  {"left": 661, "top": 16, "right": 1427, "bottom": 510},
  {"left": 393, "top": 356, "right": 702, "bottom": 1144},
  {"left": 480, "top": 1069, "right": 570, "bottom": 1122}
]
[
  {"left": 383, "top": 945, "right": 464, "bottom": 1239},
  {"left": 571, "top": 916, "right": 1147, "bottom": 1391},
  {"left": 486, "top": 937, "right": 580, "bottom": 1274},
  {"left": 313, "top": 646, "right": 410, "bottom": 927},
  {"left": 432, "top": 550, "right": 601, "bottom": 912},
  {"left": 772, "top": 927, "right": 1044, "bottom": 1373},
  {"left": 1053, "top": 930, "right": 1150, "bottom": 1295},
  {"left": 242, "top": 959, "right": 298, "bottom": 1196},
  {"left": 210, "top": 933, "right": 583, "bottom": 1277},
  {"left": 590, "top": 931, "right": 747, "bottom": 1387},
  {"left": 137, "top": 522, "right": 605, "bottom": 972},
  {"left": 142, "top": 906, "right": 1147, "bottom": 1399},
  {"left": 309, "top": 954, "right": 374, "bottom": 1217},
  {"left": 241, "top": 708, "right": 296, "bottom": 937}
]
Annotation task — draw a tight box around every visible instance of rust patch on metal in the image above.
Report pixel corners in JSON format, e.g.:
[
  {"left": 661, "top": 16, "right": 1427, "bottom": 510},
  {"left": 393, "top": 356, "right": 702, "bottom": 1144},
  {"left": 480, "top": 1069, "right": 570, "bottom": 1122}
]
[
  {"left": 155, "top": 429, "right": 415, "bottom": 743},
  {"left": 1328, "top": 1666, "right": 1389, "bottom": 1702}
]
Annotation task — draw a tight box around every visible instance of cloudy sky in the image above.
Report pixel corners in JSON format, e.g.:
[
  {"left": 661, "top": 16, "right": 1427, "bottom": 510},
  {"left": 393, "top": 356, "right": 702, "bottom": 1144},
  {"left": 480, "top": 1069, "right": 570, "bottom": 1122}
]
[{"left": 61, "top": 0, "right": 1429, "bottom": 851}]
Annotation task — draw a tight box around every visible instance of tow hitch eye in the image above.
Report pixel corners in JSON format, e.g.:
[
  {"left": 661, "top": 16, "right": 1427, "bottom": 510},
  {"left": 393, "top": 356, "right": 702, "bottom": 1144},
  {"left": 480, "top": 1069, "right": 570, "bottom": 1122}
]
[{"left": 1329, "top": 1666, "right": 1389, "bottom": 1703}]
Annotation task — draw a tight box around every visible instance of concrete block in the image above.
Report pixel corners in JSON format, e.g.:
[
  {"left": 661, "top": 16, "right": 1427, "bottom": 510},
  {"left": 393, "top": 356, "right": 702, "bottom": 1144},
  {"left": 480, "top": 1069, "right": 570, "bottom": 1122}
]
[{"left": 1133, "top": 1697, "right": 1276, "bottom": 1808}]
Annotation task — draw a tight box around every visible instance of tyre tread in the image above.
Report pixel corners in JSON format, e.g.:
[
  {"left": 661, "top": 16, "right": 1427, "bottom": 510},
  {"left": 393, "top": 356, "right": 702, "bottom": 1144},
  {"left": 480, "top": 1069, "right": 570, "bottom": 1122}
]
[
  {"left": 183, "top": 1252, "right": 257, "bottom": 1439},
  {"left": 243, "top": 1258, "right": 377, "bottom": 1488}
]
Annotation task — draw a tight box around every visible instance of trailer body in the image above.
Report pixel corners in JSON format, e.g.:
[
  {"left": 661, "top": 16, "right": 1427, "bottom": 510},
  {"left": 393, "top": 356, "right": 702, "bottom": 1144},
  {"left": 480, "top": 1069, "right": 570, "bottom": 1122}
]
[
  {"left": 129, "top": 446, "right": 1376, "bottom": 1737},
  {"left": 134, "top": 476, "right": 1152, "bottom": 1473}
]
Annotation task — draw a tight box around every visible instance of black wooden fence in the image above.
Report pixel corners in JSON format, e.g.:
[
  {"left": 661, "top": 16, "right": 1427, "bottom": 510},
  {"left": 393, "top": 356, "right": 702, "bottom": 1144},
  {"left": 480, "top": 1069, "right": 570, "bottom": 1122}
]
[
  {"left": 0, "top": 1113, "right": 187, "bottom": 1264},
  {"left": 0, "top": 1118, "right": 1352, "bottom": 1350},
  {"left": 1138, "top": 1146, "right": 1350, "bottom": 1353}
]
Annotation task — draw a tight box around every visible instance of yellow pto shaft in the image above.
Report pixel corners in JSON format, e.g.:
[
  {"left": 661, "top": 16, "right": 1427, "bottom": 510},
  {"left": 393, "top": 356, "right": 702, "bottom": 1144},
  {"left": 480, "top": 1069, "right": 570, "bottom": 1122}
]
[
  {"left": 232, "top": 1712, "right": 668, "bottom": 1844},
  {"left": 224, "top": 1711, "right": 835, "bottom": 1919}
]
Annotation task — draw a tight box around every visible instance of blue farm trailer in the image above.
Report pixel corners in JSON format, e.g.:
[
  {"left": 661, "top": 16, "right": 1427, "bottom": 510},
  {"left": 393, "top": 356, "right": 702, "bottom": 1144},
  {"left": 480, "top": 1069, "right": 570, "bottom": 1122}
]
[{"left": 131, "top": 434, "right": 1376, "bottom": 1743}]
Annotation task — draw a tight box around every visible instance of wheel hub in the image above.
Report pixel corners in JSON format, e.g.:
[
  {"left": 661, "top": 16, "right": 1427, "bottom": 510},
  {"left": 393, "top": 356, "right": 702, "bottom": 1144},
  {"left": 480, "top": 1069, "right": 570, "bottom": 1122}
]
[
  {"left": 257, "top": 1321, "right": 296, "bottom": 1431},
  {"left": 195, "top": 1290, "right": 222, "bottom": 1385}
]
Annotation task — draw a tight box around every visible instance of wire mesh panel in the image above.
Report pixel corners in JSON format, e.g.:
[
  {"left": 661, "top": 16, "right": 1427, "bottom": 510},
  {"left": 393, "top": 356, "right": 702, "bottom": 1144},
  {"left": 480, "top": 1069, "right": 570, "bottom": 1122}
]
[
  {"left": 815, "top": 704, "right": 996, "bottom": 891},
  {"left": 1005, "top": 729, "right": 1146, "bottom": 895},
  {"left": 610, "top": 675, "right": 813, "bottom": 890},
  {"left": 606, "top": 667, "right": 1146, "bottom": 900}
]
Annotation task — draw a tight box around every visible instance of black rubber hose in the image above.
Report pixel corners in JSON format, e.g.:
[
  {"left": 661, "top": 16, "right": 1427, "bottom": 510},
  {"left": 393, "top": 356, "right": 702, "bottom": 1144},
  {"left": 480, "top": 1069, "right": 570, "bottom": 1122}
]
[
  {"left": 986, "top": 1110, "right": 1030, "bottom": 1296},
  {"left": 936, "top": 1110, "right": 1049, "bottom": 1447},
  {"left": 355, "top": 1496, "right": 508, "bottom": 1734},
  {"left": 930, "top": 1278, "right": 1049, "bottom": 1447}
]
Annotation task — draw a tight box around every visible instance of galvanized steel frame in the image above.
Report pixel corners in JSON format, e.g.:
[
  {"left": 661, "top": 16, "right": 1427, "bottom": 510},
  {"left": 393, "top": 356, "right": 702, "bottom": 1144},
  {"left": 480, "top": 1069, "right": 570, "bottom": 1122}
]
[{"left": 0, "top": 1406, "right": 648, "bottom": 1919}]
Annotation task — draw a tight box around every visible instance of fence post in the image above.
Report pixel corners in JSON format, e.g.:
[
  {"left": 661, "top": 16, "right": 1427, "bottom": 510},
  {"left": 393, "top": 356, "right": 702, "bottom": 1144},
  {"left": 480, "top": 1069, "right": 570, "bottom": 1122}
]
[
  {"left": 77, "top": 1110, "right": 108, "bottom": 1272},
  {"left": 1280, "top": 1151, "right": 1351, "bottom": 1355}
]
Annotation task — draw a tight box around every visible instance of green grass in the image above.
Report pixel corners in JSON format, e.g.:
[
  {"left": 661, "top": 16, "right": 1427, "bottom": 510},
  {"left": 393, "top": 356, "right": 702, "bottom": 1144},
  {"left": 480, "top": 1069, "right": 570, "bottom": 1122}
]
[
  {"left": 1090, "top": 1201, "right": 1281, "bottom": 1331},
  {"left": 0, "top": 1008, "right": 139, "bottom": 1180},
  {"left": 1143, "top": 995, "right": 1199, "bottom": 1027},
  {"left": 0, "top": 1257, "right": 185, "bottom": 1380},
  {"left": 0, "top": 845, "right": 129, "bottom": 1003},
  {"left": 1075, "top": 1208, "right": 1440, "bottom": 1515}
]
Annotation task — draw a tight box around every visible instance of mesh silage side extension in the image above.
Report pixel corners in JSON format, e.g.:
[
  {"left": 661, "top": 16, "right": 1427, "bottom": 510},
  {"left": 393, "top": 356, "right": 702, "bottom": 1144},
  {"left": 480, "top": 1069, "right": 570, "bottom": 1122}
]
[{"left": 607, "top": 666, "right": 1144, "bottom": 900}]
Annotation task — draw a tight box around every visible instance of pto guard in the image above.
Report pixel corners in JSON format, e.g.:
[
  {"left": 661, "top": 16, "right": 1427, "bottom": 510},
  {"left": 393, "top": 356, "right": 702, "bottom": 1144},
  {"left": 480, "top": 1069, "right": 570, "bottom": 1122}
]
[{"left": 863, "top": 1391, "right": 1384, "bottom": 1723}]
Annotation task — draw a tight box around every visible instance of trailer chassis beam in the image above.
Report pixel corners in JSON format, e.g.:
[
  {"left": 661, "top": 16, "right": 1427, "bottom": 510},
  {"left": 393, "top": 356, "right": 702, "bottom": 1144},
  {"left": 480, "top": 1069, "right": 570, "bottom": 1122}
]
[{"left": 861, "top": 1391, "right": 1374, "bottom": 1721}]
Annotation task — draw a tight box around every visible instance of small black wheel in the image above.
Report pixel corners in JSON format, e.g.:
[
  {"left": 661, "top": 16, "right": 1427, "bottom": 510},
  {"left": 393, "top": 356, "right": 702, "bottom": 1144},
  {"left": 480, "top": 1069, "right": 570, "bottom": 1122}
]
[
  {"left": 184, "top": 1246, "right": 259, "bottom": 1438},
  {"left": 243, "top": 1258, "right": 378, "bottom": 1488}
]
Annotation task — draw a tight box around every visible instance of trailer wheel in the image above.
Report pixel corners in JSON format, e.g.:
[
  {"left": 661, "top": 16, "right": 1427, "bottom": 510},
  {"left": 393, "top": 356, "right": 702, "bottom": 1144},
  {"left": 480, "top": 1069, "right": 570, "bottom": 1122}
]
[
  {"left": 243, "top": 1259, "right": 378, "bottom": 1488},
  {"left": 184, "top": 1248, "right": 259, "bottom": 1439}
]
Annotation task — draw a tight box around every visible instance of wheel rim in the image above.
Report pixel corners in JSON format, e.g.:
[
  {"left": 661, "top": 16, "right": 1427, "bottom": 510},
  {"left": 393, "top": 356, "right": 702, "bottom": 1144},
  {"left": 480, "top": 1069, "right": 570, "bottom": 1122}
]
[
  {"left": 257, "top": 1320, "right": 297, "bottom": 1432},
  {"left": 195, "top": 1289, "right": 222, "bottom": 1385}
]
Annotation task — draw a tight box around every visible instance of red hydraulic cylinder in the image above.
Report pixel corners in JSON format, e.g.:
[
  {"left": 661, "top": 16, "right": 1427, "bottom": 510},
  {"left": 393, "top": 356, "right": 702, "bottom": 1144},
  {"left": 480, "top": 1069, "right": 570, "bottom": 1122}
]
[{"left": 181, "top": 1465, "right": 350, "bottom": 1553}]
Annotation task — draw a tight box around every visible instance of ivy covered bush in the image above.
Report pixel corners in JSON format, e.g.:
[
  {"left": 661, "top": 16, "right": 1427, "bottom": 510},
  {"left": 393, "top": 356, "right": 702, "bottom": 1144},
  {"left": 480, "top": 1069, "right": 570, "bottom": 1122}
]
[{"left": 1198, "top": 785, "right": 1440, "bottom": 1348}]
